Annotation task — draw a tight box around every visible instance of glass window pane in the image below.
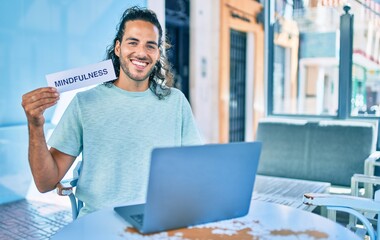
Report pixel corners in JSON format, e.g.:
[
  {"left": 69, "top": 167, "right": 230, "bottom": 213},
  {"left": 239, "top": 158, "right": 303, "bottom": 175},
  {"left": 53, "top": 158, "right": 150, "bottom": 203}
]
[
  {"left": 350, "top": 1, "right": 380, "bottom": 117},
  {"left": 272, "top": 0, "right": 341, "bottom": 116}
]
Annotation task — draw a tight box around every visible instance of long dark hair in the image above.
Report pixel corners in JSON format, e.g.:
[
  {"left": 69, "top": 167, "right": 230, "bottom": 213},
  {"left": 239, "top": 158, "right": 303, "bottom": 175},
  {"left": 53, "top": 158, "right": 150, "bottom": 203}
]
[{"left": 104, "top": 6, "right": 173, "bottom": 99}]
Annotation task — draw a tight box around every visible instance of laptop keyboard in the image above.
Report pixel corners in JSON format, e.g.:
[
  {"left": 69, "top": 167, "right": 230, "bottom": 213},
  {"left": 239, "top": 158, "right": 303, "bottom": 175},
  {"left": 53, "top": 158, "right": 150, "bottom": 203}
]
[
  {"left": 0, "top": 200, "right": 72, "bottom": 240},
  {"left": 130, "top": 214, "right": 144, "bottom": 225}
]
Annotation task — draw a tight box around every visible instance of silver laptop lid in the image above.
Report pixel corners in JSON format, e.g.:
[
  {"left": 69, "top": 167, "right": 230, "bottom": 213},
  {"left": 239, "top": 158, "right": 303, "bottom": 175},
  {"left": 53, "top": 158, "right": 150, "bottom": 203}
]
[{"left": 142, "top": 142, "right": 262, "bottom": 233}]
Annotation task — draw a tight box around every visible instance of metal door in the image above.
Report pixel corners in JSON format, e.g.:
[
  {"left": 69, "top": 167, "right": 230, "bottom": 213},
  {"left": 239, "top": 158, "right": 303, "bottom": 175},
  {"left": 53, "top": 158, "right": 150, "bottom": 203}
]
[
  {"left": 229, "top": 29, "right": 247, "bottom": 142},
  {"left": 165, "top": 0, "right": 190, "bottom": 100}
]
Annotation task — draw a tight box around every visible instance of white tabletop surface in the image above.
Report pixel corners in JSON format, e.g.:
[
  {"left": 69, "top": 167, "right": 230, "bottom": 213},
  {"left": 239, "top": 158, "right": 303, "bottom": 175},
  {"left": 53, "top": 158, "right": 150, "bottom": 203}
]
[{"left": 52, "top": 200, "right": 361, "bottom": 240}]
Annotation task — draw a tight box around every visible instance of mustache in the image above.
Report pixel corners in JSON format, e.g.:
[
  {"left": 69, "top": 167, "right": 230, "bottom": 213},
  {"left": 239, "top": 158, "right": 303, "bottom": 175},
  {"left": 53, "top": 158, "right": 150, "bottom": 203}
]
[{"left": 134, "top": 56, "right": 150, "bottom": 62}]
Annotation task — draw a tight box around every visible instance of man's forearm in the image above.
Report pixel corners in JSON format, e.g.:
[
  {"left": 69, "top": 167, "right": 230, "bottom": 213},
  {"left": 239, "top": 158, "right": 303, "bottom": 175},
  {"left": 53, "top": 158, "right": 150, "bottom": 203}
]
[{"left": 28, "top": 124, "right": 59, "bottom": 193}]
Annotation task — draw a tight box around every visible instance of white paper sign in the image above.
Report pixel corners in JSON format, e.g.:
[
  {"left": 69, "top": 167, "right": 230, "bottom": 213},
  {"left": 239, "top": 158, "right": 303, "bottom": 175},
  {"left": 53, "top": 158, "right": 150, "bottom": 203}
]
[{"left": 46, "top": 59, "right": 117, "bottom": 93}]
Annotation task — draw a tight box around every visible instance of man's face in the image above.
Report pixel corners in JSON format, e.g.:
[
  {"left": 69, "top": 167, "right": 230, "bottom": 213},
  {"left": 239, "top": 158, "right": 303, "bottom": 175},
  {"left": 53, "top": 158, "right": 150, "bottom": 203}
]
[{"left": 115, "top": 20, "right": 160, "bottom": 83}]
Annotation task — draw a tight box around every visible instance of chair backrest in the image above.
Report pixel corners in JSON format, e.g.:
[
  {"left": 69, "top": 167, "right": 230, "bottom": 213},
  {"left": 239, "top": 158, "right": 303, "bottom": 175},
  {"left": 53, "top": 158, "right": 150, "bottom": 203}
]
[
  {"left": 256, "top": 118, "right": 377, "bottom": 186},
  {"left": 57, "top": 160, "right": 83, "bottom": 220},
  {"left": 375, "top": 190, "right": 380, "bottom": 201}
]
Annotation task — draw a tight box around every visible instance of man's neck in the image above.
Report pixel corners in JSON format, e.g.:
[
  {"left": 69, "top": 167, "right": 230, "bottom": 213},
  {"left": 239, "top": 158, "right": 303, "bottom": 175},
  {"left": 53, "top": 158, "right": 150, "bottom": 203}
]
[{"left": 114, "top": 77, "right": 149, "bottom": 92}]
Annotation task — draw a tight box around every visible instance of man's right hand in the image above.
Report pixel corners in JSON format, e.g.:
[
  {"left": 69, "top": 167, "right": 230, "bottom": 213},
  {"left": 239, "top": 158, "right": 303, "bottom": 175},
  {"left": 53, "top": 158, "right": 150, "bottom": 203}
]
[
  {"left": 21, "top": 87, "right": 59, "bottom": 127},
  {"left": 22, "top": 87, "right": 74, "bottom": 193}
]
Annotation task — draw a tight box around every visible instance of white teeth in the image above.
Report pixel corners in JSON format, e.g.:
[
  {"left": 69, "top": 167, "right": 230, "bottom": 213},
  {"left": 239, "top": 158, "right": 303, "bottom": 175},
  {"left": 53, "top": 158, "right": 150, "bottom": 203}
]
[{"left": 132, "top": 60, "right": 147, "bottom": 67}]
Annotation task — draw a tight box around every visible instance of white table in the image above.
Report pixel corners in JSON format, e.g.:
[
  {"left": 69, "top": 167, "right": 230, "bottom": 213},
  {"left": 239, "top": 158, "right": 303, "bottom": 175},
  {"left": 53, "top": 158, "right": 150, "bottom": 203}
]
[{"left": 52, "top": 200, "right": 360, "bottom": 240}]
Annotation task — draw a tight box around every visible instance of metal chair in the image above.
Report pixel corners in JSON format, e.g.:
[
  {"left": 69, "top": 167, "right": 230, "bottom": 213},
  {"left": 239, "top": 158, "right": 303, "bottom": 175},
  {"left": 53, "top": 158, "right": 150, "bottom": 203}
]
[
  {"left": 303, "top": 174, "right": 380, "bottom": 240},
  {"left": 56, "top": 161, "right": 83, "bottom": 220},
  {"left": 364, "top": 152, "right": 380, "bottom": 197}
]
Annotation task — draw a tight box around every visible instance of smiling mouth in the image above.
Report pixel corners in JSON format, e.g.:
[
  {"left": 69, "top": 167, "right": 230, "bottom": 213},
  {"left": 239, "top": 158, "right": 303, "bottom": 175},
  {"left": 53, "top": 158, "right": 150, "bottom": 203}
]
[{"left": 131, "top": 59, "right": 149, "bottom": 70}]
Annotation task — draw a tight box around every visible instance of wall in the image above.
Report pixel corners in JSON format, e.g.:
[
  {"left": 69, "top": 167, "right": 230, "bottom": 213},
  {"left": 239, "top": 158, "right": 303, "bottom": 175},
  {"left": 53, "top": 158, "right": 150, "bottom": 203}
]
[
  {"left": 0, "top": 0, "right": 147, "bottom": 203},
  {"left": 190, "top": 0, "right": 221, "bottom": 143}
]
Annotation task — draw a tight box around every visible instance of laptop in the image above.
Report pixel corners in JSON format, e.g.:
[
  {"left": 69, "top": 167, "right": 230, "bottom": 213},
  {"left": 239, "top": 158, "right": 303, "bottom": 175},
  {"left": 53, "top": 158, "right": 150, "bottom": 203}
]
[{"left": 114, "top": 141, "right": 262, "bottom": 234}]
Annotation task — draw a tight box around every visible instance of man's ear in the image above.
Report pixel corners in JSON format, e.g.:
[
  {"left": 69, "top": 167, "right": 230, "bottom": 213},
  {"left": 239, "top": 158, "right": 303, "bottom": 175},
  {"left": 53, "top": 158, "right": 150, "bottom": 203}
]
[{"left": 115, "top": 40, "right": 121, "bottom": 57}]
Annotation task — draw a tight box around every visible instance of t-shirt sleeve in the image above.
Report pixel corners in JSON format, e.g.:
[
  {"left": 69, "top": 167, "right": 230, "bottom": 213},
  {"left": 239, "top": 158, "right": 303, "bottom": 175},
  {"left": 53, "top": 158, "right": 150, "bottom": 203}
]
[
  {"left": 47, "top": 96, "right": 83, "bottom": 157},
  {"left": 181, "top": 96, "right": 203, "bottom": 146}
]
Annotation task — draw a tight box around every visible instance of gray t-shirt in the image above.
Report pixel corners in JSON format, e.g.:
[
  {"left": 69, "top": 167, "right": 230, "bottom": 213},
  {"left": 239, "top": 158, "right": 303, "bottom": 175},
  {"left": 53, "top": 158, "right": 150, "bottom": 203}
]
[{"left": 48, "top": 84, "right": 202, "bottom": 217}]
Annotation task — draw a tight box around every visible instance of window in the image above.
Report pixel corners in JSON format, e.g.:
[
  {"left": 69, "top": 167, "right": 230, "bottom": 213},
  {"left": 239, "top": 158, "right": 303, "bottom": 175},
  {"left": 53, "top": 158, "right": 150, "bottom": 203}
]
[
  {"left": 269, "top": 0, "right": 341, "bottom": 116},
  {"left": 268, "top": 0, "right": 380, "bottom": 119},
  {"left": 350, "top": 2, "right": 380, "bottom": 117}
]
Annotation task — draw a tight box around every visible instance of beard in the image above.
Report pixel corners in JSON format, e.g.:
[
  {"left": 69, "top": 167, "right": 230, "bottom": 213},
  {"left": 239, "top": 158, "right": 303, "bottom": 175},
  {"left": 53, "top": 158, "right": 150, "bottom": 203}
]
[{"left": 119, "top": 57, "right": 156, "bottom": 82}]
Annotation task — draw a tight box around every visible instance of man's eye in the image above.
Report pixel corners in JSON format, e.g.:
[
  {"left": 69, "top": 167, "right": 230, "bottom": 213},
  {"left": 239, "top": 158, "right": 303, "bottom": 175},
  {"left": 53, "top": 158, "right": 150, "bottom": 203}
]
[
  {"left": 147, "top": 45, "right": 156, "bottom": 50},
  {"left": 128, "top": 42, "right": 137, "bottom": 46}
]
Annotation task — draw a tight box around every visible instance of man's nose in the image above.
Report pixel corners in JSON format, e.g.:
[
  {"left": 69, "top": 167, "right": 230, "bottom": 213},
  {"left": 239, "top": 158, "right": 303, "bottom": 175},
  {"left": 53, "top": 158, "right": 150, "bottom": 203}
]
[{"left": 134, "top": 44, "right": 148, "bottom": 58}]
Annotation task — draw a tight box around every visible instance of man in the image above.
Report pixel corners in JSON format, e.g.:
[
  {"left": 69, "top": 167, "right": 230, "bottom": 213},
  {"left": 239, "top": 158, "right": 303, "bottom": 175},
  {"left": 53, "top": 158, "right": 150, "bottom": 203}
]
[{"left": 21, "top": 6, "right": 202, "bottom": 217}]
